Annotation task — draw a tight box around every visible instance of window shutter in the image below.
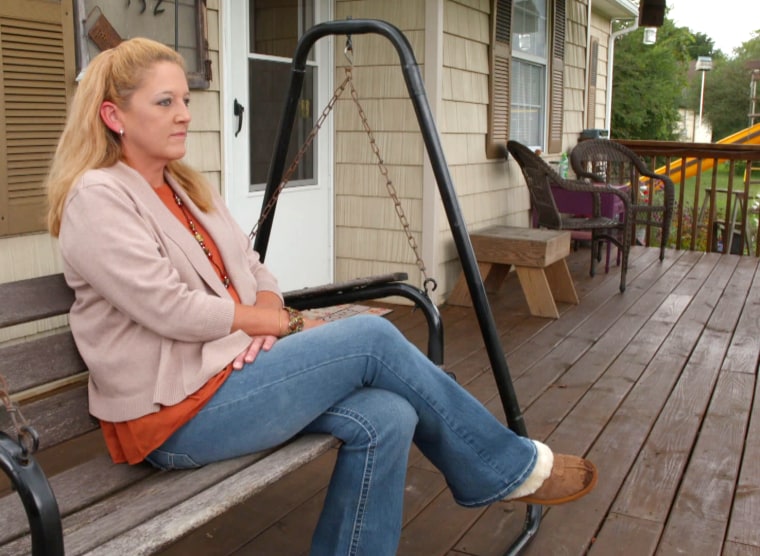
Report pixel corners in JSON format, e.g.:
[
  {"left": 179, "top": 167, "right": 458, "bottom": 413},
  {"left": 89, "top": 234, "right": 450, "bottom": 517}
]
[
  {"left": 0, "top": 0, "right": 75, "bottom": 236},
  {"left": 486, "top": 0, "right": 512, "bottom": 159},
  {"left": 546, "top": 0, "right": 565, "bottom": 154},
  {"left": 586, "top": 38, "right": 599, "bottom": 129}
]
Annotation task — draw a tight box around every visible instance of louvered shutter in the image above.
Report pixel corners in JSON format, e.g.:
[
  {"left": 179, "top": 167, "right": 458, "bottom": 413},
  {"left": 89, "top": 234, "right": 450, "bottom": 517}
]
[
  {"left": 546, "top": 0, "right": 565, "bottom": 154},
  {"left": 0, "top": 0, "right": 75, "bottom": 236},
  {"left": 486, "top": 0, "right": 512, "bottom": 159},
  {"left": 586, "top": 38, "right": 599, "bottom": 128}
]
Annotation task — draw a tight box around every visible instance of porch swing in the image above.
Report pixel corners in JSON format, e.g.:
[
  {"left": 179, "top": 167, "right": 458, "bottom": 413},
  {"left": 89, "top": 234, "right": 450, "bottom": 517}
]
[{"left": 252, "top": 19, "right": 543, "bottom": 555}]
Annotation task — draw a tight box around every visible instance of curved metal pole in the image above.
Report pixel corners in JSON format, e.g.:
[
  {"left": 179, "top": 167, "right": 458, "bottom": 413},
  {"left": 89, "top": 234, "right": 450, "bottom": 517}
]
[
  {"left": 255, "top": 19, "right": 541, "bottom": 552},
  {"left": 0, "top": 433, "right": 63, "bottom": 556}
]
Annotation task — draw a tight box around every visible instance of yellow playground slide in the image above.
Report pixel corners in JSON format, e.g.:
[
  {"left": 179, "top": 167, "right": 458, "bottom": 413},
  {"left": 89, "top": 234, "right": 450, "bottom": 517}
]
[{"left": 654, "top": 122, "right": 760, "bottom": 182}]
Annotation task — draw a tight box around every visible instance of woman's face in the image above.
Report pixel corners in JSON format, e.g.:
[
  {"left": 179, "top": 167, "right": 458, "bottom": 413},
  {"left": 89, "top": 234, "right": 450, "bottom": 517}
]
[{"left": 111, "top": 61, "right": 191, "bottom": 174}]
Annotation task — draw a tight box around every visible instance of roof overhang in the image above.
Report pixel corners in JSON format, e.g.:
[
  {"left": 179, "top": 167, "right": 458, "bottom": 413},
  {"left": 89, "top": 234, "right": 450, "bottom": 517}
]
[{"left": 591, "top": 0, "right": 638, "bottom": 19}]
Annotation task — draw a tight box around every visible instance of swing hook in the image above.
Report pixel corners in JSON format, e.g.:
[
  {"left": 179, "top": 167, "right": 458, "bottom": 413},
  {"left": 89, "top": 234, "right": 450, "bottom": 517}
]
[
  {"left": 423, "top": 277, "right": 438, "bottom": 297},
  {"left": 344, "top": 34, "right": 354, "bottom": 66}
]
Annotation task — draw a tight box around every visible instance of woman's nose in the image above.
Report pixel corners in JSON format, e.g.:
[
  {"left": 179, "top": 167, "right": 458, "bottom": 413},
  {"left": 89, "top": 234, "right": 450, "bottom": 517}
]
[{"left": 176, "top": 103, "right": 191, "bottom": 122}]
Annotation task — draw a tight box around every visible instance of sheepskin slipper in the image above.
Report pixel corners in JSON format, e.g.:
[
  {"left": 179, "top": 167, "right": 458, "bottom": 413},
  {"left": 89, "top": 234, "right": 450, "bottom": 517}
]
[{"left": 514, "top": 454, "right": 598, "bottom": 506}]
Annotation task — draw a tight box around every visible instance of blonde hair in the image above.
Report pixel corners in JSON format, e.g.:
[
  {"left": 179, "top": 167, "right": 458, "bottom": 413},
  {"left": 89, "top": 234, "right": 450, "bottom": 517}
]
[{"left": 46, "top": 37, "right": 213, "bottom": 236}]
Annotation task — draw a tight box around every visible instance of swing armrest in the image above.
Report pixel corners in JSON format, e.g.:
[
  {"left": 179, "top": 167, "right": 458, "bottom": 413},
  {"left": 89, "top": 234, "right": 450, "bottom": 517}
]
[
  {"left": 283, "top": 273, "right": 409, "bottom": 304},
  {"left": 283, "top": 273, "right": 444, "bottom": 367}
]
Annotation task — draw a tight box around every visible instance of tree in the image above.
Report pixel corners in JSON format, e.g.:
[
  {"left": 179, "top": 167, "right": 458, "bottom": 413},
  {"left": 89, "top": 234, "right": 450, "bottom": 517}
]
[
  {"left": 687, "top": 32, "right": 715, "bottom": 60},
  {"left": 611, "top": 19, "right": 692, "bottom": 140},
  {"left": 701, "top": 32, "right": 760, "bottom": 140}
]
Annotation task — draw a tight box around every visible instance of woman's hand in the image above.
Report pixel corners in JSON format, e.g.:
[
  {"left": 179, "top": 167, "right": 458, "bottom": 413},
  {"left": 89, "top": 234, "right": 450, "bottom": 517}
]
[
  {"left": 232, "top": 334, "right": 277, "bottom": 369},
  {"left": 231, "top": 313, "right": 325, "bottom": 370}
]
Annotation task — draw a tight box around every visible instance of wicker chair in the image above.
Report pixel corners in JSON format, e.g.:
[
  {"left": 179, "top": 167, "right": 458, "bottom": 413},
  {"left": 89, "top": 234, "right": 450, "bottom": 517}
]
[
  {"left": 507, "top": 140, "right": 633, "bottom": 293},
  {"left": 569, "top": 139, "right": 675, "bottom": 263}
]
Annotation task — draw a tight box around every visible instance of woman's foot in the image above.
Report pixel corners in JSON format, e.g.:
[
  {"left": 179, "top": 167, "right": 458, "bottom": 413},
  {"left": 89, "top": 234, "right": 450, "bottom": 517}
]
[{"left": 514, "top": 453, "right": 598, "bottom": 505}]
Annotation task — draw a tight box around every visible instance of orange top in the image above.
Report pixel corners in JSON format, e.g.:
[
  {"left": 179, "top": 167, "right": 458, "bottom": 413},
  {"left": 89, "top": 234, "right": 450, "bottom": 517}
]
[{"left": 101, "top": 184, "right": 239, "bottom": 464}]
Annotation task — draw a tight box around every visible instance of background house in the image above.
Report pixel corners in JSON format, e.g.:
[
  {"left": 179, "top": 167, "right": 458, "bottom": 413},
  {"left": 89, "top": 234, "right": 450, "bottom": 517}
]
[{"left": 0, "top": 0, "right": 638, "bottom": 311}]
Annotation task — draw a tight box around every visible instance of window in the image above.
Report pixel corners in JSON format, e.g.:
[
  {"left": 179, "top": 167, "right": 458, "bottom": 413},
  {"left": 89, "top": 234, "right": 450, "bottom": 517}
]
[
  {"left": 486, "top": 0, "right": 565, "bottom": 157},
  {"left": 248, "top": 0, "right": 316, "bottom": 191},
  {"left": 511, "top": 0, "right": 547, "bottom": 149}
]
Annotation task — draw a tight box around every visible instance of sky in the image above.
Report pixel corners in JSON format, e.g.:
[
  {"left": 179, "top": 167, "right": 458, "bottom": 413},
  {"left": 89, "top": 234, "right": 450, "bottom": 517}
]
[{"left": 666, "top": 0, "right": 759, "bottom": 55}]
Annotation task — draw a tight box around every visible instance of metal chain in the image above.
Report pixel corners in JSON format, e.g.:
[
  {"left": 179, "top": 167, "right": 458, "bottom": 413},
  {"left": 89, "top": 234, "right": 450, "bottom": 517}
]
[
  {"left": 249, "top": 58, "right": 437, "bottom": 294},
  {"left": 249, "top": 71, "right": 353, "bottom": 239},
  {"left": 0, "top": 375, "right": 39, "bottom": 462},
  {"left": 346, "top": 69, "right": 437, "bottom": 293}
]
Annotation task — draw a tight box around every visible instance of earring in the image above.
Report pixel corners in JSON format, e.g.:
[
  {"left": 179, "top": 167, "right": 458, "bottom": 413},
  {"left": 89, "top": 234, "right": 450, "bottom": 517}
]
[{"left": 119, "top": 128, "right": 125, "bottom": 138}]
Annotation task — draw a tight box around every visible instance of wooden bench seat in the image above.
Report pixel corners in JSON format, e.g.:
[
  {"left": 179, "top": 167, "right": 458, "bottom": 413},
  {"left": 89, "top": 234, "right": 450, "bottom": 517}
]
[
  {"left": 0, "top": 272, "right": 439, "bottom": 555},
  {"left": 448, "top": 226, "right": 579, "bottom": 318}
]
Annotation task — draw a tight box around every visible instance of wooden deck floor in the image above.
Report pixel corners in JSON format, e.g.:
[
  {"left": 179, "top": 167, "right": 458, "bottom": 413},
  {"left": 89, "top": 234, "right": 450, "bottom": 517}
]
[{"left": 159, "top": 246, "right": 760, "bottom": 556}]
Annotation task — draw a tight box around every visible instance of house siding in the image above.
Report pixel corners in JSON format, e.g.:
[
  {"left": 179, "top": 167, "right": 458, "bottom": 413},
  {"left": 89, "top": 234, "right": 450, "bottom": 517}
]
[
  {"left": 564, "top": 0, "right": 589, "bottom": 151},
  {"left": 589, "top": 11, "right": 611, "bottom": 130},
  {"left": 333, "top": 0, "right": 428, "bottom": 288}
]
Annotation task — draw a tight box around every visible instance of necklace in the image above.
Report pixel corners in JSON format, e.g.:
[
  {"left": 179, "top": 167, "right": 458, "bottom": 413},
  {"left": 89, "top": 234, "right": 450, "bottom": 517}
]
[{"left": 172, "top": 192, "right": 231, "bottom": 289}]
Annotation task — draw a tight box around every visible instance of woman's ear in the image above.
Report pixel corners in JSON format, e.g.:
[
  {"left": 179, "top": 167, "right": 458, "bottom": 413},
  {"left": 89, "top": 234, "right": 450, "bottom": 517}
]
[{"left": 99, "top": 101, "right": 122, "bottom": 134}]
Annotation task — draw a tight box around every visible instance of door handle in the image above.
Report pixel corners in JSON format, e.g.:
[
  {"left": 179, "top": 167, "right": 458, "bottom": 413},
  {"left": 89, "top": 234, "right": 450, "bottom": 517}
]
[{"left": 233, "top": 98, "right": 245, "bottom": 137}]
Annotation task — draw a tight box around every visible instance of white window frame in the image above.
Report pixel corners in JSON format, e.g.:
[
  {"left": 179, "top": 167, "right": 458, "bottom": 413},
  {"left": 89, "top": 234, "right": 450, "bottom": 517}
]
[{"left": 510, "top": 0, "right": 549, "bottom": 151}]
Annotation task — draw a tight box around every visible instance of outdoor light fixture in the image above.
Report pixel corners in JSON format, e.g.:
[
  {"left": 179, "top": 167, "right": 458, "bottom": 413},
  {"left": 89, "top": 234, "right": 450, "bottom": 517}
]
[
  {"left": 695, "top": 56, "right": 713, "bottom": 72},
  {"left": 691, "top": 56, "right": 713, "bottom": 139},
  {"left": 643, "top": 27, "right": 657, "bottom": 45},
  {"left": 639, "top": 0, "right": 666, "bottom": 27},
  {"left": 697, "top": 56, "right": 712, "bottom": 128}
]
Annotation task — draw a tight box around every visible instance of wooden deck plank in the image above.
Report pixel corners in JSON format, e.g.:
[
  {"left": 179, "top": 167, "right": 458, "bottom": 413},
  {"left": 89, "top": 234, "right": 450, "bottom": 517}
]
[
  {"left": 723, "top": 541, "right": 760, "bottom": 556},
  {"left": 507, "top": 248, "right": 685, "bottom": 417},
  {"left": 726, "top": 265, "right": 760, "bottom": 551},
  {"left": 450, "top": 502, "right": 528, "bottom": 556},
  {"left": 504, "top": 248, "right": 664, "bottom": 382},
  {"left": 658, "top": 371, "right": 755, "bottom": 555},
  {"left": 728, "top": 371, "right": 760, "bottom": 550},
  {"left": 516, "top": 249, "right": 702, "bottom": 442},
  {"left": 612, "top": 257, "right": 755, "bottom": 524},
  {"left": 520, "top": 251, "right": 743, "bottom": 554},
  {"left": 587, "top": 512, "right": 661, "bottom": 555},
  {"left": 532, "top": 252, "right": 721, "bottom": 463},
  {"left": 397, "top": 489, "right": 484, "bottom": 556}
]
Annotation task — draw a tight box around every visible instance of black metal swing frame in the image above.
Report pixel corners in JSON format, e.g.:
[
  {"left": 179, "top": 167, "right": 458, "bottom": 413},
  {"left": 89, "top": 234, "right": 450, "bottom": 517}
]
[{"left": 253, "top": 19, "right": 542, "bottom": 554}]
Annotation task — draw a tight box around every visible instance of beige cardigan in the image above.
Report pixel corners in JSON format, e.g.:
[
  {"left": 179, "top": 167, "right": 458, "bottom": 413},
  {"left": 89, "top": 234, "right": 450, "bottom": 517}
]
[{"left": 59, "top": 162, "right": 282, "bottom": 422}]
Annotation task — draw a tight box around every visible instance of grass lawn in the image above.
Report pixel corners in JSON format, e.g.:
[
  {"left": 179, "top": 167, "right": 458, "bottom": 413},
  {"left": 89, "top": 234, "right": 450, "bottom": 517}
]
[
  {"left": 654, "top": 161, "right": 760, "bottom": 252},
  {"left": 674, "top": 161, "right": 760, "bottom": 217}
]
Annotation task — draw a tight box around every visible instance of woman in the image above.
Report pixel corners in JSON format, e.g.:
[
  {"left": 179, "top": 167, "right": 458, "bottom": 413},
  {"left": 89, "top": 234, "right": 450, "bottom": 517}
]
[{"left": 46, "top": 38, "right": 596, "bottom": 555}]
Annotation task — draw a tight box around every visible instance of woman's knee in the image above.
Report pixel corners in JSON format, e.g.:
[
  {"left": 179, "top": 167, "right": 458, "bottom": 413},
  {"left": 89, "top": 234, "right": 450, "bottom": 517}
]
[
  {"left": 317, "top": 389, "right": 418, "bottom": 446},
  {"left": 340, "top": 314, "right": 403, "bottom": 343}
]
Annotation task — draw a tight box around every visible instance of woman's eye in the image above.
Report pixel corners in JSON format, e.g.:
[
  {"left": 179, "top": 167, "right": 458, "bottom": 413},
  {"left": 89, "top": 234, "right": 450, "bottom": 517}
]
[
  {"left": 158, "top": 98, "right": 171, "bottom": 106},
  {"left": 183, "top": 98, "right": 191, "bottom": 107}
]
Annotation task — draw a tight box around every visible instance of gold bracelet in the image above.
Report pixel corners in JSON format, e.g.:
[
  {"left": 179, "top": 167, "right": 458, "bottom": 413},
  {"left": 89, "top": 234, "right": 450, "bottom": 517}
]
[{"left": 284, "top": 307, "right": 304, "bottom": 335}]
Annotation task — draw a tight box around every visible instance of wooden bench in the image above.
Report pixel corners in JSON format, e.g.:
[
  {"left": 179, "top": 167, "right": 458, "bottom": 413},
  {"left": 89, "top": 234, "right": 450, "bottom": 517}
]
[
  {"left": 448, "top": 226, "right": 579, "bottom": 318},
  {"left": 0, "top": 272, "right": 441, "bottom": 555}
]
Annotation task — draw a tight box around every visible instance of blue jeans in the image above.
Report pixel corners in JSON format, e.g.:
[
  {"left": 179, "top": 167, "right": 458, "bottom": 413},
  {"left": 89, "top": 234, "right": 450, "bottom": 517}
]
[{"left": 146, "top": 315, "right": 536, "bottom": 556}]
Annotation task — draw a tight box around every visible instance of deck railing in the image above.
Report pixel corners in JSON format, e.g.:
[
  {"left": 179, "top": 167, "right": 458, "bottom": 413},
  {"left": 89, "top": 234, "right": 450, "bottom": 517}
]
[{"left": 615, "top": 140, "right": 760, "bottom": 257}]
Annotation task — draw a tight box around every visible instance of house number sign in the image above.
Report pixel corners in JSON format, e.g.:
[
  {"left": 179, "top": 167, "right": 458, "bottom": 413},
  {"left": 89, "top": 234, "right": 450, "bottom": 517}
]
[{"left": 75, "top": 0, "right": 211, "bottom": 88}]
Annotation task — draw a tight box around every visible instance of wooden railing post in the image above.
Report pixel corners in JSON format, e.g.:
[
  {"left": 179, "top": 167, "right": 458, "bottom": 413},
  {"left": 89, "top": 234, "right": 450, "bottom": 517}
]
[{"left": 614, "top": 140, "right": 760, "bottom": 256}]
